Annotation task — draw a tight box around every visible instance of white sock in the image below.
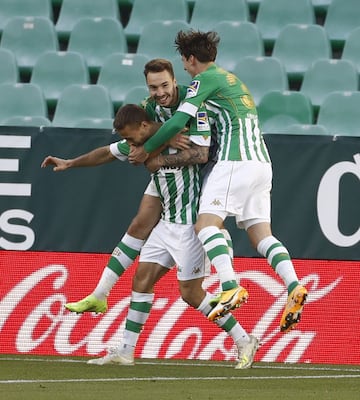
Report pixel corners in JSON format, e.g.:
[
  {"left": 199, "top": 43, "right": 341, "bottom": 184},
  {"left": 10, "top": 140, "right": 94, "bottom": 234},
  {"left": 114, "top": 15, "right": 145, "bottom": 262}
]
[{"left": 93, "top": 267, "right": 119, "bottom": 300}]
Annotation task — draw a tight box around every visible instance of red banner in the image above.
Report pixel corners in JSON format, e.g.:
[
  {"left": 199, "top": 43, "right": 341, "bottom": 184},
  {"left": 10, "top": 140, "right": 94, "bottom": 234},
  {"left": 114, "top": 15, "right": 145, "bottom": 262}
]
[{"left": 1, "top": 250, "right": 359, "bottom": 364}]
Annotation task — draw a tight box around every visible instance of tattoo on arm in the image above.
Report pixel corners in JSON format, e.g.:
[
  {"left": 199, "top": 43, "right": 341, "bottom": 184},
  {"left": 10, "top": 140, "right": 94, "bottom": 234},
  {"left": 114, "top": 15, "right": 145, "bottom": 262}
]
[{"left": 161, "top": 144, "right": 208, "bottom": 167}]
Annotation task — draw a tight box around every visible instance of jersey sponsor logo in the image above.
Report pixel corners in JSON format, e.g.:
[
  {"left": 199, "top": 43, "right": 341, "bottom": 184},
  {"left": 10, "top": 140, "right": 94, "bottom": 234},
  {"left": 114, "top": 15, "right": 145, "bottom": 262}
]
[
  {"left": 196, "top": 111, "right": 210, "bottom": 131},
  {"left": 186, "top": 80, "right": 200, "bottom": 98}
]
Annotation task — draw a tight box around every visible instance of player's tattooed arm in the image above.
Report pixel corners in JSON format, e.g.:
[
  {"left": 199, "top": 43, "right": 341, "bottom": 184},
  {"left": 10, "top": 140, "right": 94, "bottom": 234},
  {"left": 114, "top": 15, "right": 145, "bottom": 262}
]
[{"left": 145, "top": 143, "right": 209, "bottom": 172}]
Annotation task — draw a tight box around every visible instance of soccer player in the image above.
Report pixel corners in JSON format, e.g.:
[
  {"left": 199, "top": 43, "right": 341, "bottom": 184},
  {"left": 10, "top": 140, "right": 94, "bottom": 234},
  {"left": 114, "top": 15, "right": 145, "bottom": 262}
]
[
  {"left": 42, "top": 59, "right": 235, "bottom": 314},
  {"left": 128, "top": 31, "right": 307, "bottom": 332},
  {"left": 84, "top": 104, "right": 258, "bottom": 368}
]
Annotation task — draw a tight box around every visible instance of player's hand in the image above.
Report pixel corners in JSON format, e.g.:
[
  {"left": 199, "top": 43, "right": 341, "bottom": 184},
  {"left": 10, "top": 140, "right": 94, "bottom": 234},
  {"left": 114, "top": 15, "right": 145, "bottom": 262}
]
[
  {"left": 41, "top": 156, "right": 70, "bottom": 171},
  {"left": 128, "top": 145, "right": 149, "bottom": 164},
  {"left": 168, "top": 133, "right": 191, "bottom": 150}
]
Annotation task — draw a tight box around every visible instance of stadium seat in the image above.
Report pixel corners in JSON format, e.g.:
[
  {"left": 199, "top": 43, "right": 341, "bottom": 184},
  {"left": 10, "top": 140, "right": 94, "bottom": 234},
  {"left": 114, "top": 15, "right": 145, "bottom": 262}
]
[
  {"left": 30, "top": 51, "right": 89, "bottom": 111},
  {"left": 0, "top": 0, "right": 53, "bottom": 35},
  {"left": 0, "top": 16, "right": 58, "bottom": 78},
  {"left": 233, "top": 56, "right": 288, "bottom": 105},
  {"left": 257, "top": 90, "right": 313, "bottom": 133},
  {"left": 74, "top": 118, "right": 114, "bottom": 130},
  {"left": 324, "top": 0, "right": 360, "bottom": 51},
  {"left": 0, "top": 48, "right": 18, "bottom": 84},
  {"left": 124, "top": 0, "right": 189, "bottom": 47},
  {"left": 341, "top": 27, "right": 360, "bottom": 74},
  {"left": 3, "top": 115, "right": 52, "bottom": 127},
  {"left": 189, "top": 0, "right": 249, "bottom": 32},
  {"left": 213, "top": 21, "right": 264, "bottom": 72},
  {"left": 284, "top": 123, "right": 329, "bottom": 135},
  {"left": 52, "top": 84, "right": 114, "bottom": 127},
  {"left": 136, "top": 20, "right": 191, "bottom": 60},
  {"left": 317, "top": 91, "right": 360, "bottom": 136},
  {"left": 122, "top": 86, "right": 149, "bottom": 105},
  {"left": 272, "top": 24, "right": 332, "bottom": 85},
  {"left": 97, "top": 53, "right": 149, "bottom": 109},
  {"left": 255, "top": 0, "right": 315, "bottom": 50},
  {"left": 300, "top": 59, "right": 358, "bottom": 114},
  {"left": 0, "top": 83, "right": 47, "bottom": 124},
  {"left": 55, "top": 0, "right": 120, "bottom": 42},
  {"left": 67, "top": 18, "right": 128, "bottom": 78}
]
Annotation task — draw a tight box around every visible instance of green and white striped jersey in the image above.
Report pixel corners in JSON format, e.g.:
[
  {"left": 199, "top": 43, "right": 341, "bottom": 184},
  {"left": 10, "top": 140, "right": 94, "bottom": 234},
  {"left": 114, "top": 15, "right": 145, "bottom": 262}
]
[
  {"left": 110, "top": 106, "right": 210, "bottom": 225},
  {"left": 178, "top": 64, "right": 271, "bottom": 163}
]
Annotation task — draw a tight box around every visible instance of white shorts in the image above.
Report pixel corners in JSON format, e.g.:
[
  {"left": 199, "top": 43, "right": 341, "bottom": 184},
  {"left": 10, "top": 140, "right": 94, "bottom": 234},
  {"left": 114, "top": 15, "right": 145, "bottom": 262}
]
[
  {"left": 144, "top": 178, "right": 159, "bottom": 197},
  {"left": 139, "top": 220, "right": 210, "bottom": 281},
  {"left": 199, "top": 160, "right": 272, "bottom": 229}
]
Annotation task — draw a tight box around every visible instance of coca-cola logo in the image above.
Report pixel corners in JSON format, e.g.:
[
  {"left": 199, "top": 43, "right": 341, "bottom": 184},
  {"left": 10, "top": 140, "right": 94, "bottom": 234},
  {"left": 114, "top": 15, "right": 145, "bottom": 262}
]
[{"left": 2, "top": 251, "right": 357, "bottom": 365}]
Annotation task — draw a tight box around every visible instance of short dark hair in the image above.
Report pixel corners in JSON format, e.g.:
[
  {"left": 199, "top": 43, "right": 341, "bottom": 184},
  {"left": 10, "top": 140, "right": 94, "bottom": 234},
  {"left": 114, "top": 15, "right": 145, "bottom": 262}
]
[
  {"left": 143, "top": 58, "right": 175, "bottom": 79},
  {"left": 113, "top": 104, "right": 150, "bottom": 131},
  {"left": 175, "top": 30, "right": 219, "bottom": 62}
]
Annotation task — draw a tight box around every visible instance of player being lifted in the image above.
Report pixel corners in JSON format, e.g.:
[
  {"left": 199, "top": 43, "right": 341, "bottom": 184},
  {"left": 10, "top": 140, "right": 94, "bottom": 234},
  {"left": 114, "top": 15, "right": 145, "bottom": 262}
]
[{"left": 129, "top": 30, "right": 308, "bottom": 332}]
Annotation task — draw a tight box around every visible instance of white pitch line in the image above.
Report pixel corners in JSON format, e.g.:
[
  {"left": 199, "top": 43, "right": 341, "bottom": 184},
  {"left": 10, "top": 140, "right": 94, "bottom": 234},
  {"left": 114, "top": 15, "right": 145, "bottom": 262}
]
[
  {"left": 1, "top": 375, "right": 360, "bottom": 384},
  {"left": 1, "top": 357, "right": 360, "bottom": 374}
]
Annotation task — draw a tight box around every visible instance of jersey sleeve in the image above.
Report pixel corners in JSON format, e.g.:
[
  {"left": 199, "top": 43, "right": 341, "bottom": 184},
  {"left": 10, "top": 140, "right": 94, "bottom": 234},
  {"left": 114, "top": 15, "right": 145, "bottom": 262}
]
[{"left": 109, "top": 139, "right": 129, "bottom": 161}]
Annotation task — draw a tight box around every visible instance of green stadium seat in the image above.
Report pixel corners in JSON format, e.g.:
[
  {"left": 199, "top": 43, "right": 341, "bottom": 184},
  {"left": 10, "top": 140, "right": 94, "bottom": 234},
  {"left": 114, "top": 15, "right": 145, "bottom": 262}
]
[
  {"left": 0, "top": 16, "right": 58, "bottom": 78},
  {"left": 0, "top": 48, "right": 18, "bottom": 84},
  {"left": 52, "top": 84, "right": 114, "bottom": 127},
  {"left": 258, "top": 90, "right": 313, "bottom": 133},
  {"left": 67, "top": 18, "right": 128, "bottom": 78},
  {"left": 189, "top": 0, "right": 249, "bottom": 32},
  {"left": 136, "top": 20, "right": 191, "bottom": 60},
  {"left": 300, "top": 59, "right": 358, "bottom": 114},
  {"left": 284, "top": 123, "right": 329, "bottom": 135},
  {"left": 324, "top": 0, "right": 360, "bottom": 51},
  {"left": 124, "top": 0, "right": 189, "bottom": 47},
  {"left": 97, "top": 53, "right": 149, "bottom": 109},
  {"left": 55, "top": 0, "right": 120, "bottom": 42},
  {"left": 233, "top": 56, "right": 288, "bottom": 105},
  {"left": 0, "top": 0, "right": 53, "bottom": 35},
  {"left": 272, "top": 24, "right": 332, "bottom": 85},
  {"left": 0, "top": 83, "right": 47, "bottom": 124},
  {"left": 74, "top": 118, "right": 114, "bottom": 130},
  {"left": 3, "top": 115, "right": 52, "bottom": 127},
  {"left": 255, "top": 0, "right": 315, "bottom": 50},
  {"left": 123, "top": 86, "right": 149, "bottom": 105},
  {"left": 317, "top": 91, "right": 360, "bottom": 136},
  {"left": 213, "top": 21, "right": 264, "bottom": 72},
  {"left": 341, "top": 27, "right": 360, "bottom": 74},
  {"left": 30, "top": 51, "right": 89, "bottom": 111}
]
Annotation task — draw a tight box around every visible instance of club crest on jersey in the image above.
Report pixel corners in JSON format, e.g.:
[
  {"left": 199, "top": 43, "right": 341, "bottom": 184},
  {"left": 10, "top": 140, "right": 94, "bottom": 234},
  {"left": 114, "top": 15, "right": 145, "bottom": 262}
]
[
  {"left": 186, "top": 80, "right": 200, "bottom": 98},
  {"left": 196, "top": 111, "right": 210, "bottom": 131}
]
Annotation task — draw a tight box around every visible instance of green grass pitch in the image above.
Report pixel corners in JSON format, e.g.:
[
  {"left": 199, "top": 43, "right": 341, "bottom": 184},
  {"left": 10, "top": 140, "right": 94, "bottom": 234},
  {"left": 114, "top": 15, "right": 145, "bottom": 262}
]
[{"left": 1, "top": 355, "right": 359, "bottom": 400}]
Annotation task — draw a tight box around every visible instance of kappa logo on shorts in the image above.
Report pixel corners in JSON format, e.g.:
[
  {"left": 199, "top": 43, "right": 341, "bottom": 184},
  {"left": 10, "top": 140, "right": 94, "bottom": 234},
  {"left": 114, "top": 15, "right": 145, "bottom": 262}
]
[
  {"left": 192, "top": 267, "right": 201, "bottom": 274},
  {"left": 210, "top": 199, "right": 222, "bottom": 206},
  {"left": 186, "top": 80, "right": 200, "bottom": 98}
]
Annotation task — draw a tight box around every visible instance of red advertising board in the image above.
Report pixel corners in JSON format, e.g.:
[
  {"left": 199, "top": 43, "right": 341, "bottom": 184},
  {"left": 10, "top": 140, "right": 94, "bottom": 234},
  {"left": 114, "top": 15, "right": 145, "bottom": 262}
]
[{"left": 0, "top": 250, "right": 359, "bottom": 365}]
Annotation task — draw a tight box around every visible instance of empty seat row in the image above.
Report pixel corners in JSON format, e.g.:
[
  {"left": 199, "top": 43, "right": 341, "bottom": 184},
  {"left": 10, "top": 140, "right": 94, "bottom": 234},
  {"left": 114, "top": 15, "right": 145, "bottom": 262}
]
[
  {"left": 0, "top": 82, "right": 359, "bottom": 137},
  {"left": 1, "top": 44, "right": 359, "bottom": 121},
  {"left": 258, "top": 90, "right": 360, "bottom": 137},
  {"left": 1, "top": 0, "right": 359, "bottom": 53},
  {"left": 2, "top": 15, "right": 360, "bottom": 88},
  {"left": 0, "top": 82, "right": 151, "bottom": 129}
]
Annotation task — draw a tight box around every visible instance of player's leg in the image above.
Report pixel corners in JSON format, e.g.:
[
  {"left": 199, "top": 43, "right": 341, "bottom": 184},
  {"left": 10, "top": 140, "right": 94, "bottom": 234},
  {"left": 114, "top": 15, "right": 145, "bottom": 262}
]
[
  {"left": 65, "top": 192, "right": 162, "bottom": 314},
  {"left": 240, "top": 161, "right": 307, "bottom": 333},
  {"left": 247, "top": 221, "right": 307, "bottom": 333},
  {"left": 87, "top": 261, "right": 169, "bottom": 365},
  {"left": 178, "top": 278, "right": 259, "bottom": 369}
]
